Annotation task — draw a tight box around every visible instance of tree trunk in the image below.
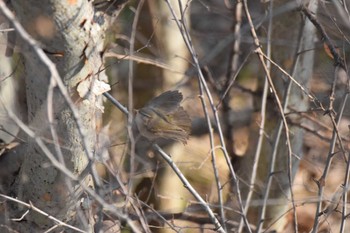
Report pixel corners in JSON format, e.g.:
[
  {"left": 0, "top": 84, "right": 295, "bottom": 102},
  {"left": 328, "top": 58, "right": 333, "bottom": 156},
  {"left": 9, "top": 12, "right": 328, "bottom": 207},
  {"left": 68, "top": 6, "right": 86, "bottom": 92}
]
[{"left": 9, "top": 0, "right": 109, "bottom": 230}]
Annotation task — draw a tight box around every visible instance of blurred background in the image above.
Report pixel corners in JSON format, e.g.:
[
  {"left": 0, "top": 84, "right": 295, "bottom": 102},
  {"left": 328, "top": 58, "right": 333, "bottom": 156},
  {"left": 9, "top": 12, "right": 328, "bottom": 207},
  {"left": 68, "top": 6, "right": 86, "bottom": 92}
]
[
  {"left": 102, "top": 0, "right": 350, "bottom": 232},
  {"left": 2, "top": 0, "right": 350, "bottom": 232}
]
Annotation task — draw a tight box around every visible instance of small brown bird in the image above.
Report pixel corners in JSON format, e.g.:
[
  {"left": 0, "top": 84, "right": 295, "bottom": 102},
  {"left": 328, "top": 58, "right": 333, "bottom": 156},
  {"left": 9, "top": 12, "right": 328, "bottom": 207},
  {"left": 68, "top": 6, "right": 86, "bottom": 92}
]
[{"left": 135, "top": 90, "right": 191, "bottom": 144}]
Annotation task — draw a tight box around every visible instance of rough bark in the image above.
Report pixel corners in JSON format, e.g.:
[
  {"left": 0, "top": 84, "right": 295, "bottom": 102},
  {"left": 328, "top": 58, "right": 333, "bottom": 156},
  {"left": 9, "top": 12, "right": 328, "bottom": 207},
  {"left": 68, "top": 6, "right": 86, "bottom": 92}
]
[{"left": 8, "top": 0, "right": 109, "bottom": 230}]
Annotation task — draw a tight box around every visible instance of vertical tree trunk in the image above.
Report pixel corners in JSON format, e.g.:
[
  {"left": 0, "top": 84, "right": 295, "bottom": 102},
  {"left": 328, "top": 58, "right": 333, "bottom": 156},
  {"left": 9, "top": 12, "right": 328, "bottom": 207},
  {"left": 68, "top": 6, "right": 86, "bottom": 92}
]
[
  {"left": 234, "top": 1, "right": 318, "bottom": 231},
  {"left": 9, "top": 0, "right": 108, "bottom": 230},
  {"left": 265, "top": 1, "right": 318, "bottom": 230}
]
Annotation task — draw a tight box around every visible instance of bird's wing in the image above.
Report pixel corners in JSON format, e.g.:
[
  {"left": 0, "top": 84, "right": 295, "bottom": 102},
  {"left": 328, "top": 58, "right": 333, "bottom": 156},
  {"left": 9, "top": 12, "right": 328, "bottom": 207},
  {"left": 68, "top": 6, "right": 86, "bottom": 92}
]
[
  {"left": 169, "top": 107, "right": 191, "bottom": 132},
  {"left": 145, "top": 90, "right": 183, "bottom": 113}
]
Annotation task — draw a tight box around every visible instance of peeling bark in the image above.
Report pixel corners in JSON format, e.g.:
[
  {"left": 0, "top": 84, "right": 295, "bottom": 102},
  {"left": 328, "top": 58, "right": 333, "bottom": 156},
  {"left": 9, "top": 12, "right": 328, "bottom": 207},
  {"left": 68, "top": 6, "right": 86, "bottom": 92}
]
[{"left": 9, "top": 0, "right": 109, "bottom": 229}]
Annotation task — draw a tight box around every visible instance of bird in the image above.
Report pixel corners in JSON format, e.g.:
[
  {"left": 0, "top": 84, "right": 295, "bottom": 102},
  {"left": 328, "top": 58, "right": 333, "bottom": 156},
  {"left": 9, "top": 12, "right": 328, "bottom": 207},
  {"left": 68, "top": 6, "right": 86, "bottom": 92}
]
[{"left": 134, "top": 90, "right": 191, "bottom": 144}]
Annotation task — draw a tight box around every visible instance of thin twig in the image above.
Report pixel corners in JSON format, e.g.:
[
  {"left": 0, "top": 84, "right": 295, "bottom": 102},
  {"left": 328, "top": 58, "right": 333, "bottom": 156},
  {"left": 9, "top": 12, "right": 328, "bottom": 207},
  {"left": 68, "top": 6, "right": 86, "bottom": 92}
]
[
  {"left": 2, "top": 100, "right": 143, "bottom": 232},
  {"left": 0, "top": 194, "right": 86, "bottom": 233},
  {"left": 2, "top": 102, "right": 77, "bottom": 180},
  {"left": 165, "top": 1, "right": 252, "bottom": 232},
  {"left": 103, "top": 92, "right": 128, "bottom": 115},
  {"left": 311, "top": 72, "right": 348, "bottom": 233},
  {"left": 301, "top": 6, "right": 346, "bottom": 70},
  {"left": 241, "top": 0, "right": 298, "bottom": 232},
  {"left": 104, "top": 52, "right": 185, "bottom": 75},
  {"left": 341, "top": 149, "right": 350, "bottom": 233},
  {"left": 238, "top": 1, "right": 272, "bottom": 232},
  {"left": 46, "top": 58, "right": 81, "bottom": 230},
  {"left": 198, "top": 82, "right": 225, "bottom": 229},
  {"left": 175, "top": 1, "right": 226, "bottom": 231},
  {"left": 217, "top": 48, "right": 253, "bottom": 108},
  {"left": 220, "top": 0, "right": 244, "bottom": 163},
  {"left": 103, "top": 91, "right": 225, "bottom": 231},
  {"left": 0, "top": 2, "right": 143, "bottom": 232},
  {"left": 258, "top": 52, "right": 318, "bottom": 105},
  {"left": 126, "top": 0, "right": 145, "bottom": 214},
  {"left": 0, "top": 0, "right": 103, "bottom": 190},
  {"left": 300, "top": 4, "right": 350, "bottom": 233},
  {"left": 153, "top": 144, "right": 224, "bottom": 232}
]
